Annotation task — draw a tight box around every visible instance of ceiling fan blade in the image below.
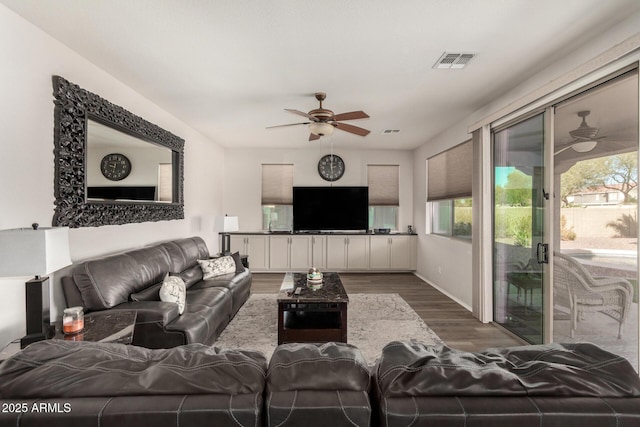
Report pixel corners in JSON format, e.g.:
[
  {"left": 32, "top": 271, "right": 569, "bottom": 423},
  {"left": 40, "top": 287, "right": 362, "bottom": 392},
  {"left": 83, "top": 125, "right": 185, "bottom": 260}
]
[
  {"left": 309, "top": 133, "right": 320, "bottom": 141},
  {"left": 285, "top": 109, "right": 319, "bottom": 121},
  {"left": 335, "top": 122, "right": 370, "bottom": 137},
  {"left": 266, "top": 122, "right": 310, "bottom": 129},
  {"left": 332, "top": 111, "right": 369, "bottom": 121}
]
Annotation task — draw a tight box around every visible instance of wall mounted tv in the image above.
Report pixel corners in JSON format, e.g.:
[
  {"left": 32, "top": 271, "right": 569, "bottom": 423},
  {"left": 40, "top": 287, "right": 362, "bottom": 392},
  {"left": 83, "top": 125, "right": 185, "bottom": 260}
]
[{"left": 293, "top": 186, "right": 369, "bottom": 231}]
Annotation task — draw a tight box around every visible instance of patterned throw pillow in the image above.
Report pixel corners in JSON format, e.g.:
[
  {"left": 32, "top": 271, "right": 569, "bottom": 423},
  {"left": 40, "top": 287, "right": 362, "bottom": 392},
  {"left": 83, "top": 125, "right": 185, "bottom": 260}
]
[
  {"left": 198, "top": 256, "right": 236, "bottom": 280},
  {"left": 159, "top": 274, "right": 186, "bottom": 315}
]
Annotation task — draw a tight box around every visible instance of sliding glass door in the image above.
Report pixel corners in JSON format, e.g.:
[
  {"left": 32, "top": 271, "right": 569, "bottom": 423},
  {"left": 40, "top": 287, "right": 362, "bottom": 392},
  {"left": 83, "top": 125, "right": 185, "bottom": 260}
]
[{"left": 493, "top": 113, "right": 547, "bottom": 344}]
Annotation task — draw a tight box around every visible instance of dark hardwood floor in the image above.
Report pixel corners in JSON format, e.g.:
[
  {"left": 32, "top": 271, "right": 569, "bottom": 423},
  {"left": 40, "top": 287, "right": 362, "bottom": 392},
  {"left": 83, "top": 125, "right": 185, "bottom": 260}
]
[{"left": 252, "top": 272, "right": 523, "bottom": 352}]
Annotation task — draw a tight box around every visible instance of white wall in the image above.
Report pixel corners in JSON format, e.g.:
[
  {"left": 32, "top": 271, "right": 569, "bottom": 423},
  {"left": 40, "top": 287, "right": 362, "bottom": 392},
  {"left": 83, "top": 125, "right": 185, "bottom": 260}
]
[
  {"left": 413, "top": 124, "right": 474, "bottom": 308},
  {"left": 412, "top": 13, "right": 640, "bottom": 309},
  {"left": 223, "top": 147, "right": 414, "bottom": 232},
  {"left": 0, "top": 5, "right": 225, "bottom": 348}
]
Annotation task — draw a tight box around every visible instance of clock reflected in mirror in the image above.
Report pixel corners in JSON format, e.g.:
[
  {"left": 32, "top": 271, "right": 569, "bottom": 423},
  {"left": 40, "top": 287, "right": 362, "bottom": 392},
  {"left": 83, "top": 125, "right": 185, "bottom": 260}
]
[
  {"left": 100, "top": 153, "right": 132, "bottom": 181},
  {"left": 317, "top": 154, "right": 345, "bottom": 182}
]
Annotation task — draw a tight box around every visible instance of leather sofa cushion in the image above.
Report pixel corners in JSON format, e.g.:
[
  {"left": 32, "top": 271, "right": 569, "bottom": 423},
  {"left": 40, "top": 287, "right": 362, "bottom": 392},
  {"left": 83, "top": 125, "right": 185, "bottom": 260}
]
[
  {"left": 73, "top": 245, "right": 172, "bottom": 310},
  {"left": 268, "top": 390, "right": 371, "bottom": 427},
  {"left": 177, "top": 264, "right": 204, "bottom": 289},
  {"left": 267, "top": 342, "right": 370, "bottom": 392},
  {"left": 165, "top": 287, "right": 232, "bottom": 344},
  {"left": 161, "top": 237, "right": 209, "bottom": 274},
  {"left": 193, "top": 269, "right": 252, "bottom": 315},
  {"left": 130, "top": 282, "right": 162, "bottom": 301},
  {"left": 375, "top": 341, "right": 640, "bottom": 398},
  {"left": 1, "top": 394, "right": 265, "bottom": 427},
  {"left": 0, "top": 340, "right": 267, "bottom": 398}
]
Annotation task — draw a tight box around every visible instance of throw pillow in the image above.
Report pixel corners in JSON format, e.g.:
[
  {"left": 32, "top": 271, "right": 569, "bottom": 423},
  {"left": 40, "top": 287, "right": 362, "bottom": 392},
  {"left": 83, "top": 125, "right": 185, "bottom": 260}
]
[
  {"left": 198, "top": 256, "right": 236, "bottom": 280},
  {"left": 159, "top": 274, "right": 186, "bottom": 315},
  {"left": 231, "top": 251, "right": 246, "bottom": 273}
]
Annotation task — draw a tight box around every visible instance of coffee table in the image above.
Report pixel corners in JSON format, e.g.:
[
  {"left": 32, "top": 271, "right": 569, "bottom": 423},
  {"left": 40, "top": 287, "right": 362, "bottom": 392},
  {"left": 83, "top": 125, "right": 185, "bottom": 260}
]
[{"left": 277, "top": 272, "right": 349, "bottom": 345}]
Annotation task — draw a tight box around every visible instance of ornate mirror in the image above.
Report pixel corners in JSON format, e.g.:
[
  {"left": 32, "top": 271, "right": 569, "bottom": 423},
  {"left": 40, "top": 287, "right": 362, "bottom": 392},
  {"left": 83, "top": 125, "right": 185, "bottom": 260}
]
[{"left": 52, "top": 76, "right": 184, "bottom": 227}]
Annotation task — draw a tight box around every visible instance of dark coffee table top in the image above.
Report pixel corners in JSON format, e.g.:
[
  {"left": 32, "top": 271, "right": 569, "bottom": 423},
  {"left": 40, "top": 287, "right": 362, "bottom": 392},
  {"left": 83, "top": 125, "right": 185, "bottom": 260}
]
[{"left": 278, "top": 272, "right": 349, "bottom": 303}]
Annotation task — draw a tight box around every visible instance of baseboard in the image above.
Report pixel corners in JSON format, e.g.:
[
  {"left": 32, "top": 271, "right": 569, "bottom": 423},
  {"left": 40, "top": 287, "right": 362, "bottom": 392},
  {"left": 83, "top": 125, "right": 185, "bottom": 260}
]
[{"left": 412, "top": 272, "right": 473, "bottom": 312}]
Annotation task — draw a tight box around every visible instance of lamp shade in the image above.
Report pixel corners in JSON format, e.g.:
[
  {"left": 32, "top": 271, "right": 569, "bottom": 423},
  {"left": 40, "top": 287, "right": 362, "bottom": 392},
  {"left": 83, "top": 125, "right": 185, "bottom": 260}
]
[
  {"left": 0, "top": 227, "right": 72, "bottom": 277},
  {"left": 216, "top": 216, "right": 239, "bottom": 233}
]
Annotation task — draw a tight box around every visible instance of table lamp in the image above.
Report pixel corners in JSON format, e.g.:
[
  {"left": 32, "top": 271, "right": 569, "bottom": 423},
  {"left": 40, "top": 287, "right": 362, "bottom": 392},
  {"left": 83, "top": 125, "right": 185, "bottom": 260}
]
[
  {"left": 0, "top": 224, "right": 72, "bottom": 348},
  {"left": 216, "top": 215, "right": 239, "bottom": 255}
]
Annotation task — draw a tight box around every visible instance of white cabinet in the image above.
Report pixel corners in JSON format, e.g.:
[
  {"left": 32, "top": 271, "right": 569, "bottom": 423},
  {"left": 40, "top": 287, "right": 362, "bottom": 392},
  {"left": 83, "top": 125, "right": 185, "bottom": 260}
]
[
  {"left": 268, "top": 236, "right": 290, "bottom": 270},
  {"left": 327, "top": 236, "right": 347, "bottom": 269},
  {"left": 230, "top": 235, "right": 269, "bottom": 271},
  {"left": 269, "top": 235, "right": 312, "bottom": 270},
  {"left": 369, "top": 235, "right": 414, "bottom": 270},
  {"left": 230, "top": 233, "right": 415, "bottom": 272},
  {"left": 326, "top": 235, "right": 369, "bottom": 270},
  {"left": 311, "top": 235, "right": 326, "bottom": 269},
  {"left": 290, "top": 236, "right": 312, "bottom": 269},
  {"left": 369, "top": 236, "right": 391, "bottom": 269}
]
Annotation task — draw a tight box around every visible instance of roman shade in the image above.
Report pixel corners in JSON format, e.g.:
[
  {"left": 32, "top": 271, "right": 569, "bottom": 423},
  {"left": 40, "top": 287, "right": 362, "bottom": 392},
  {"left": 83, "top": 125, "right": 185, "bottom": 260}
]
[
  {"left": 261, "top": 164, "right": 293, "bottom": 205},
  {"left": 157, "top": 163, "right": 172, "bottom": 202},
  {"left": 428, "top": 140, "right": 472, "bottom": 201},
  {"left": 368, "top": 165, "right": 399, "bottom": 206}
]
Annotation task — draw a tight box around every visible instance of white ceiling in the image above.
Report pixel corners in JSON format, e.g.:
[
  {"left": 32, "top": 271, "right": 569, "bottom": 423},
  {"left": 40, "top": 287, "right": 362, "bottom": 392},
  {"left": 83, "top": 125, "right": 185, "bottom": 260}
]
[{"left": 3, "top": 0, "right": 639, "bottom": 150}]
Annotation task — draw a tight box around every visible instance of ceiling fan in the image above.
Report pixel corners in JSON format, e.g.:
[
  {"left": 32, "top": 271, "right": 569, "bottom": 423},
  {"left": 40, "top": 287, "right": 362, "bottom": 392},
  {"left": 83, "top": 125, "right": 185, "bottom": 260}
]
[
  {"left": 554, "top": 110, "right": 605, "bottom": 155},
  {"left": 267, "top": 92, "right": 370, "bottom": 141}
]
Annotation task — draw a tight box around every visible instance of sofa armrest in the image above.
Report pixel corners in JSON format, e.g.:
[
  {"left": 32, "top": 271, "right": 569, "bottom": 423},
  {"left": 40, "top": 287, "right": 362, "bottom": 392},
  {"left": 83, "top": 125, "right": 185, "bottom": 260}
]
[{"left": 109, "top": 301, "right": 180, "bottom": 326}]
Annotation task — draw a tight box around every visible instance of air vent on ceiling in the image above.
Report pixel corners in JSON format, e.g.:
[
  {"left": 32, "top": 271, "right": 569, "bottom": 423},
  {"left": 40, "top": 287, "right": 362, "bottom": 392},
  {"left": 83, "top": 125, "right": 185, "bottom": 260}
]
[
  {"left": 433, "top": 52, "right": 475, "bottom": 69},
  {"left": 382, "top": 129, "right": 400, "bottom": 134}
]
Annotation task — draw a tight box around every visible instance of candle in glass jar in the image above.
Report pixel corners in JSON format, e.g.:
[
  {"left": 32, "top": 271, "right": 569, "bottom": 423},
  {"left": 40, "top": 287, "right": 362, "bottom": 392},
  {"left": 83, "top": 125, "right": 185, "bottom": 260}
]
[{"left": 63, "top": 306, "right": 84, "bottom": 334}]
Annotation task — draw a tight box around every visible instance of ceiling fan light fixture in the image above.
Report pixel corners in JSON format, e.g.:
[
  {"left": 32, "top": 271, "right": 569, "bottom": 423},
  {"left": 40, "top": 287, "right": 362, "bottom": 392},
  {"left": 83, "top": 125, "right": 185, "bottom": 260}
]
[
  {"left": 571, "top": 140, "right": 598, "bottom": 153},
  {"left": 309, "top": 122, "right": 334, "bottom": 136}
]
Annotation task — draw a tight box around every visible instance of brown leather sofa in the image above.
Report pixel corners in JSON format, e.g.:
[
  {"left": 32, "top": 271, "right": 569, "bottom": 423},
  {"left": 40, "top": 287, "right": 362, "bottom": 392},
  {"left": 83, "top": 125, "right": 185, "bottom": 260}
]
[
  {"left": 0, "top": 340, "right": 267, "bottom": 427},
  {"left": 61, "top": 236, "right": 251, "bottom": 348},
  {"left": 372, "top": 341, "right": 640, "bottom": 427}
]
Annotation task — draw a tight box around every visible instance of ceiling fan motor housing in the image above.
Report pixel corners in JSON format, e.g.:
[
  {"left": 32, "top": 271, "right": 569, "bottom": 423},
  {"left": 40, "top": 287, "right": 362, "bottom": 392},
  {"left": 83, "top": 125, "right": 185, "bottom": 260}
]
[
  {"left": 309, "top": 108, "right": 334, "bottom": 120},
  {"left": 570, "top": 110, "right": 599, "bottom": 140}
]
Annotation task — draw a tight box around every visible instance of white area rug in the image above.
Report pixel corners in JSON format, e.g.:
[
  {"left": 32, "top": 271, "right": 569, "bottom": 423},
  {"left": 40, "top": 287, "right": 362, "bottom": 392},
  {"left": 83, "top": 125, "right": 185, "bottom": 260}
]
[{"left": 214, "top": 293, "right": 443, "bottom": 364}]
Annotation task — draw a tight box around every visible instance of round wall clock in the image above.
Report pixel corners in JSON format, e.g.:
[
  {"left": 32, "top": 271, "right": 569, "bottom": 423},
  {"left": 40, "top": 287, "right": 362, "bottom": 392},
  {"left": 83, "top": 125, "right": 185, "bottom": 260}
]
[
  {"left": 100, "top": 153, "right": 132, "bottom": 181},
  {"left": 318, "top": 154, "right": 345, "bottom": 182}
]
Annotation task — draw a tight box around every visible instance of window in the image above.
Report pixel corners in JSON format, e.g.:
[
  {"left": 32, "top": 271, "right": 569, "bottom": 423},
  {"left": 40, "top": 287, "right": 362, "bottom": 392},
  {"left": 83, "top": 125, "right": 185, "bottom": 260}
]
[
  {"left": 431, "top": 198, "right": 472, "bottom": 238},
  {"left": 427, "top": 140, "right": 473, "bottom": 238},
  {"left": 261, "top": 164, "right": 293, "bottom": 231},
  {"left": 368, "top": 165, "right": 399, "bottom": 230}
]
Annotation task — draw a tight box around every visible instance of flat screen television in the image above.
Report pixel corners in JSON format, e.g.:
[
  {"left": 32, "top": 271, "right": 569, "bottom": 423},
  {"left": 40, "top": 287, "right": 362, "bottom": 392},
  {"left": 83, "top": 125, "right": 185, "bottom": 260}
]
[
  {"left": 87, "top": 186, "right": 156, "bottom": 201},
  {"left": 293, "top": 186, "right": 368, "bottom": 231}
]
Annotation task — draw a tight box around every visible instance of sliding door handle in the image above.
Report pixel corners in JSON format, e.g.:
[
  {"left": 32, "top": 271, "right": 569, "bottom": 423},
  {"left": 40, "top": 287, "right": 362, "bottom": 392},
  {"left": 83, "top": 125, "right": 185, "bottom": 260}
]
[{"left": 536, "top": 243, "right": 549, "bottom": 264}]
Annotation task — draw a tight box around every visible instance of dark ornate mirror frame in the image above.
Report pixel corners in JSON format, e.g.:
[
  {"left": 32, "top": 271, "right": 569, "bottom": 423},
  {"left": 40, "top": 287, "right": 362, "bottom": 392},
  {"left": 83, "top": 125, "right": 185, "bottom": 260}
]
[{"left": 52, "top": 75, "right": 184, "bottom": 228}]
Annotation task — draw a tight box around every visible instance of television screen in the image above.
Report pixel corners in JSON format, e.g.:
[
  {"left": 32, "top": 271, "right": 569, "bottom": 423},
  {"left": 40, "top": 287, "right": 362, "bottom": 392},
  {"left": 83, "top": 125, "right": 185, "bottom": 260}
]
[
  {"left": 87, "top": 186, "right": 156, "bottom": 201},
  {"left": 293, "top": 186, "right": 368, "bottom": 231}
]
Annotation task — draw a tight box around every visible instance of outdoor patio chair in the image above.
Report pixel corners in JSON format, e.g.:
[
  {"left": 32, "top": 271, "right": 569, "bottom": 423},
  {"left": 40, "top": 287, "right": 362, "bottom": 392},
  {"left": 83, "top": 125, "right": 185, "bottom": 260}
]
[{"left": 554, "top": 251, "right": 633, "bottom": 339}]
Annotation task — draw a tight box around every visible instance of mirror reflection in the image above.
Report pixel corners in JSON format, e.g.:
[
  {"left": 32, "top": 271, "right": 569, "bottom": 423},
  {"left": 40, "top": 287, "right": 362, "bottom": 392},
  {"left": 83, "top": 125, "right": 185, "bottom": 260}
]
[{"left": 86, "top": 119, "right": 174, "bottom": 203}]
